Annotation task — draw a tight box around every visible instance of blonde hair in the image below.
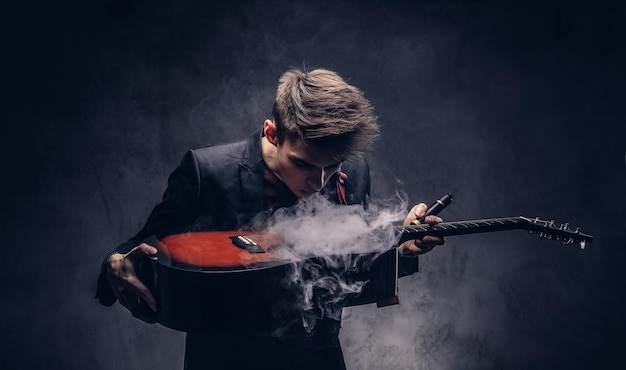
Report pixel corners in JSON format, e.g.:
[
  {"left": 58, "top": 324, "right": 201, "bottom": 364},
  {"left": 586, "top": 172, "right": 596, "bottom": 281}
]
[{"left": 272, "top": 68, "right": 380, "bottom": 159}]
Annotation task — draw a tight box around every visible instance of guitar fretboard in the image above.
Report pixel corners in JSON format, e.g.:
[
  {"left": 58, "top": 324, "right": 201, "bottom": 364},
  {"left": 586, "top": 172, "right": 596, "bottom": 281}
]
[
  {"left": 397, "top": 216, "right": 592, "bottom": 247},
  {"left": 398, "top": 217, "right": 524, "bottom": 243}
]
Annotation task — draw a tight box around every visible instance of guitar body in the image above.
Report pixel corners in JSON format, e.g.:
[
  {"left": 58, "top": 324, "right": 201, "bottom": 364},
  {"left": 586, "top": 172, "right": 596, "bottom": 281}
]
[{"left": 144, "top": 231, "right": 399, "bottom": 333}]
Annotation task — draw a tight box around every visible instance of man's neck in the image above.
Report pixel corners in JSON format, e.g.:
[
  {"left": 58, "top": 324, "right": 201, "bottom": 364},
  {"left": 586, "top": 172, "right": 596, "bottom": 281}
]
[{"left": 260, "top": 136, "right": 298, "bottom": 208}]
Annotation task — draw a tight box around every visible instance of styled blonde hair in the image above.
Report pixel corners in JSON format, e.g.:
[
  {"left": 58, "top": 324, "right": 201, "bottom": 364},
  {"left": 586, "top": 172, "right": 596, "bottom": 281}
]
[{"left": 272, "top": 68, "right": 380, "bottom": 159}]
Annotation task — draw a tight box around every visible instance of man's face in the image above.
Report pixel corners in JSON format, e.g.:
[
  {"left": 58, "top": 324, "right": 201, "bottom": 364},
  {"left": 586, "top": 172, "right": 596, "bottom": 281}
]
[{"left": 273, "top": 136, "right": 342, "bottom": 198}]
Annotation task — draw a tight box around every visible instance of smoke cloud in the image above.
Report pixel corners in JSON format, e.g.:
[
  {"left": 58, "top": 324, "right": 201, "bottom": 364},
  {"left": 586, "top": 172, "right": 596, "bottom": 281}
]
[{"left": 260, "top": 193, "right": 408, "bottom": 335}]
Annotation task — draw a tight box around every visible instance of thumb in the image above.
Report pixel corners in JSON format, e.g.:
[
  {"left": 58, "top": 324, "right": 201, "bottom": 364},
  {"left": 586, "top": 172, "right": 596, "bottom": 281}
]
[{"left": 127, "top": 243, "right": 158, "bottom": 262}]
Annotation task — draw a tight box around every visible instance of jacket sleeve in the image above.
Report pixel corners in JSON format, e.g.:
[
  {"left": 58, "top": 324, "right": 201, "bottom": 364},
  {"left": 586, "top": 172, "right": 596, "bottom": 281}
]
[{"left": 95, "top": 150, "right": 202, "bottom": 306}]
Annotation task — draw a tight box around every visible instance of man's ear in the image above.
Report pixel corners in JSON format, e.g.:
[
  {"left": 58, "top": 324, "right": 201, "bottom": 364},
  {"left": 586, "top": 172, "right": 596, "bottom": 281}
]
[{"left": 264, "top": 120, "right": 278, "bottom": 146}]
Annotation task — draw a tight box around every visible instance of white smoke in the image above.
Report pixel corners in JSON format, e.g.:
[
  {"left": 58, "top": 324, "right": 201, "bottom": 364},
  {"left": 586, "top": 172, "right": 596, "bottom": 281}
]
[{"left": 261, "top": 193, "right": 408, "bottom": 335}]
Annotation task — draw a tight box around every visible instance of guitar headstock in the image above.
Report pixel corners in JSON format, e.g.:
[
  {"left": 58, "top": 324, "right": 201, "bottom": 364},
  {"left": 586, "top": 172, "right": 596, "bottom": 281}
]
[{"left": 519, "top": 216, "right": 594, "bottom": 249}]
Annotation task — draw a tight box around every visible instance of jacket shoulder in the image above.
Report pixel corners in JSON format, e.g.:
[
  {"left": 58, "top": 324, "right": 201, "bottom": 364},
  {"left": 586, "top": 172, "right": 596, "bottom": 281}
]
[{"left": 189, "top": 141, "right": 248, "bottom": 172}]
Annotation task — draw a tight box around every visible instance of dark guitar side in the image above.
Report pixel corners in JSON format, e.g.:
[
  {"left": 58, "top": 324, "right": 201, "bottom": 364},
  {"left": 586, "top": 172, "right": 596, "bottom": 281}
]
[{"left": 142, "top": 231, "right": 399, "bottom": 333}]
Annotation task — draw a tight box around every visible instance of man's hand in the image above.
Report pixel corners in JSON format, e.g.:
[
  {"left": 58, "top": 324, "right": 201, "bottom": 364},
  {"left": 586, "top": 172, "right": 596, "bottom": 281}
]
[
  {"left": 105, "top": 243, "right": 158, "bottom": 323},
  {"left": 398, "top": 203, "right": 445, "bottom": 255}
]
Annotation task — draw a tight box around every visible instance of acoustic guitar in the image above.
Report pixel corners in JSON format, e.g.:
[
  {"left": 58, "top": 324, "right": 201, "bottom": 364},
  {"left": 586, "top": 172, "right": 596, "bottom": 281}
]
[{"left": 144, "top": 216, "right": 593, "bottom": 333}]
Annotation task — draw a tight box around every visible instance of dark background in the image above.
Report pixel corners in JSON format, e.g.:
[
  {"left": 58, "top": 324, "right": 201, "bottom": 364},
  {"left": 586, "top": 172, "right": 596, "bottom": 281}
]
[{"left": 3, "top": 0, "right": 625, "bottom": 369}]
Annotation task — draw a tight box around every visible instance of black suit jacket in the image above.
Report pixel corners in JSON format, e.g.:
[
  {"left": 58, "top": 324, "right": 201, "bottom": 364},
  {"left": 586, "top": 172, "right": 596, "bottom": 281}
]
[{"left": 96, "top": 129, "right": 387, "bottom": 306}]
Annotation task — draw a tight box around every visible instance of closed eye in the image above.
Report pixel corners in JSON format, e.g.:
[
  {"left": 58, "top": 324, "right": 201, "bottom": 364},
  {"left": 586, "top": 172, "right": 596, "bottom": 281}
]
[{"left": 292, "top": 158, "right": 313, "bottom": 168}]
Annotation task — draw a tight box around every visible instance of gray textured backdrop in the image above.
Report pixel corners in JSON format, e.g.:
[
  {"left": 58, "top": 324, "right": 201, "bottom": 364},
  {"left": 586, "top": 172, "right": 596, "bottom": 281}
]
[{"left": 3, "top": 0, "right": 625, "bottom": 369}]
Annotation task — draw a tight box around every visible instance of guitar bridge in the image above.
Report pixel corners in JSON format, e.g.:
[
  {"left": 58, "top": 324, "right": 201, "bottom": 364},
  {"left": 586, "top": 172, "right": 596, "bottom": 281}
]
[{"left": 230, "top": 235, "right": 265, "bottom": 254}]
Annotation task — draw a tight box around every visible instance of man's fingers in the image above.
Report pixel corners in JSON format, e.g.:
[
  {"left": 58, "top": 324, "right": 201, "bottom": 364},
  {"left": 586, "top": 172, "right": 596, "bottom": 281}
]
[
  {"left": 118, "top": 289, "right": 157, "bottom": 323},
  {"left": 399, "top": 233, "right": 445, "bottom": 255},
  {"left": 106, "top": 247, "right": 158, "bottom": 314},
  {"left": 413, "top": 203, "right": 428, "bottom": 219},
  {"left": 424, "top": 215, "right": 443, "bottom": 225},
  {"left": 112, "top": 274, "right": 158, "bottom": 323},
  {"left": 112, "top": 285, "right": 129, "bottom": 309},
  {"left": 404, "top": 204, "right": 445, "bottom": 226},
  {"left": 127, "top": 294, "right": 158, "bottom": 323},
  {"left": 404, "top": 203, "right": 427, "bottom": 225},
  {"left": 399, "top": 240, "right": 434, "bottom": 255},
  {"left": 137, "top": 243, "right": 158, "bottom": 255},
  {"left": 414, "top": 235, "right": 445, "bottom": 247},
  {"left": 122, "top": 274, "right": 157, "bottom": 312},
  {"left": 414, "top": 237, "right": 444, "bottom": 253},
  {"left": 111, "top": 272, "right": 157, "bottom": 312}
]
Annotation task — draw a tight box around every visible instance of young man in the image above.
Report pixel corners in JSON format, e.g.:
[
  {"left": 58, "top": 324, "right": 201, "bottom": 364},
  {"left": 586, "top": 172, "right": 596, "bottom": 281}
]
[{"left": 96, "top": 68, "right": 444, "bottom": 369}]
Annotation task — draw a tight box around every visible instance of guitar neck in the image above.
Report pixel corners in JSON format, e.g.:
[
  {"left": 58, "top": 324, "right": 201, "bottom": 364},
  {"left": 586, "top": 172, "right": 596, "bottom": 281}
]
[{"left": 396, "top": 216, "right": 593, "bottom": 246}]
